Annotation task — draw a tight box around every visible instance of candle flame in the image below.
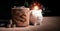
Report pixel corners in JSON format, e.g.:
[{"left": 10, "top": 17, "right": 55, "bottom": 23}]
[{"left": 33, "top": 6, "right": 39, "bottom": 10}]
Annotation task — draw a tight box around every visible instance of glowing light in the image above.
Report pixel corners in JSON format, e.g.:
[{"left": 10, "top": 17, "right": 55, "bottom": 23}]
[
  {"left": 31, "top": 2, "right": 42, "bottom": 18},
  {"left": 33, "top": 6, "right": 39, "bottom": 10},
  {"left": 27, "top": 8, "right": 30, "bottom": 10}
]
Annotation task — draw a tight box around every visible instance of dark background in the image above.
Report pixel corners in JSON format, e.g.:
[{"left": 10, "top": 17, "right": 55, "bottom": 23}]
[{"left": 0, "top": 0, "right": 60, "bottom": 19}]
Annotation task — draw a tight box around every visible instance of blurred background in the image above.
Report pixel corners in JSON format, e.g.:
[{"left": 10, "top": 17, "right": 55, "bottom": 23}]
[{"left": 0, "top": 0, "right": 60, "bottom": 19}]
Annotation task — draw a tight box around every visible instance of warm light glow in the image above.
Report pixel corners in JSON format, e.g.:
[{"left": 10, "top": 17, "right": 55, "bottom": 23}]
[
  {"left": 31, "top": 2, "right": 42, "bottom": 18},
  {"left": 33, "top": 6, "right": 39, "bottom": 10}
]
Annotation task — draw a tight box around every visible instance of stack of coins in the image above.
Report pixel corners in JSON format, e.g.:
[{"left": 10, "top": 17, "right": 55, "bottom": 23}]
[{"left": 11, "top": 6, "right": 30, "bottom": 27}]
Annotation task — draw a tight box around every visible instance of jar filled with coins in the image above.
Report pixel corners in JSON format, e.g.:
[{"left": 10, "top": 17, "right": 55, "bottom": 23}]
[{"left": 11, "top": 6, "right": 30, "bottom": 27}]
